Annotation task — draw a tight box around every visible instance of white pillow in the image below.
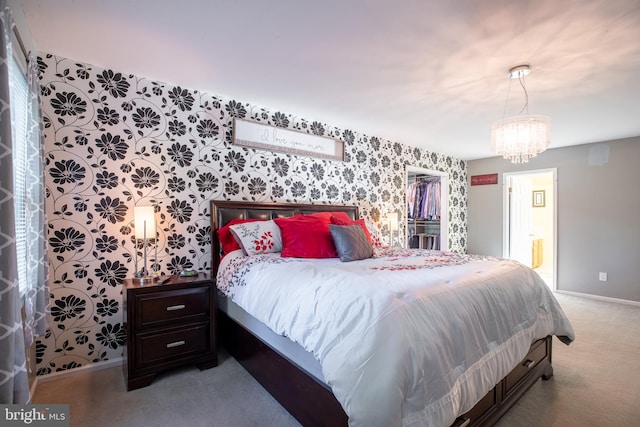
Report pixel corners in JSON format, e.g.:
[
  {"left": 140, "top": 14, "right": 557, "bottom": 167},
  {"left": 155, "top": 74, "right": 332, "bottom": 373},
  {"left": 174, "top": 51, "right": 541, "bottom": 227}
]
[{"left": 229, "top": 220, "right": 283, "bottom": 255}]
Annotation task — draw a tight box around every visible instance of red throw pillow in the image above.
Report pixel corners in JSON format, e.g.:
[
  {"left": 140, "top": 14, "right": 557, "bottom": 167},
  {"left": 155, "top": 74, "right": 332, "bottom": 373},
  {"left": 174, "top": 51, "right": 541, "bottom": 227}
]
[
  {"left": 310, "top": 211, "right": 352, "bottom": 223},
  {"left": 330, "top": 215, "right": 373, "bottom": 244},
  {"left": 274, "top": 215, "right": 338, "bottom": 258},
  {"left": 217, "top": 218, "right": 263, "bottom": 254},
  {"left": 306, "top": 211, "right": 333, "bottom": 222}
]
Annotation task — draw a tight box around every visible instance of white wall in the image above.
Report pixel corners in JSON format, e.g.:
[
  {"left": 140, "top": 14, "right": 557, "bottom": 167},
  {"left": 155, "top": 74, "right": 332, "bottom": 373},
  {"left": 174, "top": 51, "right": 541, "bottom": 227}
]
[
  {"left": 8, "top": 0, "right": 35, "bottom": 53},
  {"left": 531, "top": 180, "right": 553, "bottom": 276}
]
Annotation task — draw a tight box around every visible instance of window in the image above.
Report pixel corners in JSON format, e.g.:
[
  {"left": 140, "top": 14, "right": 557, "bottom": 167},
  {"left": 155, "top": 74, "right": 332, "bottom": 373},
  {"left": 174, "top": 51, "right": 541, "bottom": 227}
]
[{"left": 9, "top": 46, "right": 29, "bottom": 296}]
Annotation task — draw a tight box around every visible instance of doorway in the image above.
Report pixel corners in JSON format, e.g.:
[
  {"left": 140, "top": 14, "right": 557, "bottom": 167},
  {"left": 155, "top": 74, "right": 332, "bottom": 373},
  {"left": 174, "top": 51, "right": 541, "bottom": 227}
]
[
  {"left": 502, "top": 169, "right": 556, "bottom": 290},
  {"left": 405, "top": 166, "right": 449, "bottom": 251}
]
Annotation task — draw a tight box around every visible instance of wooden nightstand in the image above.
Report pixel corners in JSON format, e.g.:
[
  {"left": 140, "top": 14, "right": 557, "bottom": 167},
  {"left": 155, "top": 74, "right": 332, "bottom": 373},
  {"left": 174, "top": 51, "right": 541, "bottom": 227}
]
[{"left": 122, "top": 273, "right": 217, "bottom": 390}]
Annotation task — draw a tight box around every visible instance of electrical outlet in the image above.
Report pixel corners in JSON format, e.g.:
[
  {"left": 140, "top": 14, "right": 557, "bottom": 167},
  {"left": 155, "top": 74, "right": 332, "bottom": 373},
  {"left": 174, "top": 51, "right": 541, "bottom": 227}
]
[{"left": 599, "top": 272, "right": 608, "bottom": 282}]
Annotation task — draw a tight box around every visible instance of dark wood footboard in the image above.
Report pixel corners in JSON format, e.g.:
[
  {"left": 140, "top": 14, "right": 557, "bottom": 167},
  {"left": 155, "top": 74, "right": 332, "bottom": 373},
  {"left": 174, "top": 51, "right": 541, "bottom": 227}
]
[
  {"left": 452, "top": 335, "right": 553, "bottom": 427},
  {"left": 219, "top": 311, "right": 348, "bottom": 426},
  {"left": 220, "top": 309, "right": 553, "bottom": 427}
]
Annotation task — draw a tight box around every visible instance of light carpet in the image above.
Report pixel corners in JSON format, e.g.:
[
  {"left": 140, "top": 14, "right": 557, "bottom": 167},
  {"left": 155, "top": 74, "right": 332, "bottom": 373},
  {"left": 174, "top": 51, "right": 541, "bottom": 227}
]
[{"left": 33, "top": 293, "right": 640, "bottom": 427}]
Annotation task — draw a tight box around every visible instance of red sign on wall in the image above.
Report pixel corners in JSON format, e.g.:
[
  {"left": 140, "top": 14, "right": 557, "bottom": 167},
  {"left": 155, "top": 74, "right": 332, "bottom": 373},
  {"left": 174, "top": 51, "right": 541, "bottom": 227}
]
[{"left": 470, "top": 173, "right": 498, "bottom": 186}]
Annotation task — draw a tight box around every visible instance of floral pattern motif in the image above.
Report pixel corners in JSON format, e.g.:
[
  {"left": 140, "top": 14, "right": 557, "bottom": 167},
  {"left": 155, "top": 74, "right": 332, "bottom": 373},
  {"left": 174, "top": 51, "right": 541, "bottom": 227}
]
[
  {"left": 37, "top": 53, "right": 467, "bottom": 375},
  {"left": 369, "top": 247, "right": 497, "bottom": 271},
  {"left": 229, "top": 220, "right": 283, "bottom": 256},
  {"left": 216, "top": 253, "right": 296, "bottom": 298}
]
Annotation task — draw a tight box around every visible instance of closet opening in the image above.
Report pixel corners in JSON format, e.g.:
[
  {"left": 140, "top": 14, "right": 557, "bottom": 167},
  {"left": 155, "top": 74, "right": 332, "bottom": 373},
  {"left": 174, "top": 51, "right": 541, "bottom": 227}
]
[{"left": 406, "top": 166, "right": 449, "bottom": 251}]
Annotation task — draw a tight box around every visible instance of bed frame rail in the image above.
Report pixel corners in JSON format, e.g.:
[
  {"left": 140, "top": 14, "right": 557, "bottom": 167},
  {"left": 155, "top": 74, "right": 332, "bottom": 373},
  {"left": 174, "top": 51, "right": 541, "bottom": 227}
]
[{"left": 222, "top": 308, "right": 553, "bottom": 427}]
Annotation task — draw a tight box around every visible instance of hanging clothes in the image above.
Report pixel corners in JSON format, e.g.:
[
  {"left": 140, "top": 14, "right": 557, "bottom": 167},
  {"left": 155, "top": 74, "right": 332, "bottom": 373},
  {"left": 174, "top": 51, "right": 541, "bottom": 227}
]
[
  {"left": 407, "top": 176, "right": 441, "bottom": 250},
  {"left": 407, "top": 178, "right": 440, "bottom": 221}
]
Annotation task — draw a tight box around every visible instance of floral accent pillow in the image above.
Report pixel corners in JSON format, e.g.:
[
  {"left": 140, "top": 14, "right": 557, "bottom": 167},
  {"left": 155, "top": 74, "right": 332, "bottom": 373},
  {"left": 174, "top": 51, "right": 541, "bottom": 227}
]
[
  {"left": 229, "top": 220, "right": 283, "bottom": 256},
  {"left": 364, "top": 218, "right": 384, "bottom": 247},
  {"left": 218, "top": 218, "right": 263, "bottom": 254}
]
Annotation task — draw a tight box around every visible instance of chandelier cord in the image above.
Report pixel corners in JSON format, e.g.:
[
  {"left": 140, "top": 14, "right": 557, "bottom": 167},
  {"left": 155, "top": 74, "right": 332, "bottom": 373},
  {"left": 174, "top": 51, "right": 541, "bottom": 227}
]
[
  {"left": 501, "top": 78, "right": 513, "bottom": 120},
  {"left": 517, "top": 73, "right": 529, "bottom": 115}
]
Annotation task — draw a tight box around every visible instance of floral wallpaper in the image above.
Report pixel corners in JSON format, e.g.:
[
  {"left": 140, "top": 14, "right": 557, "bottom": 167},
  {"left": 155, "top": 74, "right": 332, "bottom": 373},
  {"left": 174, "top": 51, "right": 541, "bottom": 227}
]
[{"left": 36, "top": 53, "right": 467, "bottom": 375}]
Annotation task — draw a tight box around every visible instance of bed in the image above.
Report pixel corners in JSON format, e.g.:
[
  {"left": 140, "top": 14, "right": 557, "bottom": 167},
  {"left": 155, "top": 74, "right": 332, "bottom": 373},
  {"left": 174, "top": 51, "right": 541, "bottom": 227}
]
[{"left": 209, "top": 200, "right": 574, "bottom": 427}]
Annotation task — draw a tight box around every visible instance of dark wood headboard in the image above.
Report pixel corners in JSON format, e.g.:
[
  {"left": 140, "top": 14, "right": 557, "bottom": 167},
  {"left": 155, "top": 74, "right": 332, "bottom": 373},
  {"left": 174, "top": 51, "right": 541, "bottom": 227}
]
[{"left": 209, "top": 200, "right": 359, "bottom": 276}]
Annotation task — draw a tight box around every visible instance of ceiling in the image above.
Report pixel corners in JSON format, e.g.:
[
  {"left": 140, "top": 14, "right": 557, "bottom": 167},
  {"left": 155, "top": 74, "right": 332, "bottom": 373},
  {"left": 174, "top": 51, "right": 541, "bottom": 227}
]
[{"left": 20, "top": 0, "right": 640, "bottom": 160}]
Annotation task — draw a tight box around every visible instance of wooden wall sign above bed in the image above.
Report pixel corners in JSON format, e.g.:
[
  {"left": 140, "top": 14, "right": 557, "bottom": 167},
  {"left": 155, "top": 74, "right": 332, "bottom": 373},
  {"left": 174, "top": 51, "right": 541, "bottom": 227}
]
[{"left": 232, "top": 118, "right": 344, "bottom": 161}]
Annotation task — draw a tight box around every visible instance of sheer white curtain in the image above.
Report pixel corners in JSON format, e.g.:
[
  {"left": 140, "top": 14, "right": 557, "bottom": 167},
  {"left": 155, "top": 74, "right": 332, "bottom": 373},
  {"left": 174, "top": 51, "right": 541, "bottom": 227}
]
[
  {"left": 0, "top": 0, "right": 48, "bottom": 404},
  {"left": 22, "top": 51, "right": 49, "bottom": 349}
]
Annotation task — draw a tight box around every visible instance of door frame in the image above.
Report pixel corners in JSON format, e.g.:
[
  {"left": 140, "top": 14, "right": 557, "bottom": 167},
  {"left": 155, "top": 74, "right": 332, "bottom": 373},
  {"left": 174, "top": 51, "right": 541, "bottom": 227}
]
[
  {"left": 405, "top": 166, "right": 449, "bottom": 252},
  {"left": 502, "top": 168, "right": 557, "bottom": 291}
]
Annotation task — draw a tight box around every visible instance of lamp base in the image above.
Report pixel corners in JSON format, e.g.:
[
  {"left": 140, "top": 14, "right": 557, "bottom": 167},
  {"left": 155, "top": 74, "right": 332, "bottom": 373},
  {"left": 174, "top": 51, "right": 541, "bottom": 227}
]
[{"left": 132, "top": 274, "right": 158, "bottom": 284}]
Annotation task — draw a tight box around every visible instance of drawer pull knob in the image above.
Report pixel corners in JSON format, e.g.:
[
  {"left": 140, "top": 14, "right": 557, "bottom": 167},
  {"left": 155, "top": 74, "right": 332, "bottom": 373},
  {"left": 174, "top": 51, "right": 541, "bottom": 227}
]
[
  {"left": 166, "top": 340, "right": 186, "bottom": 348},
  {"left": 166, "top": 304, "right": 186, "bottom": 311},
  {"left": 523, "top": 359, "right": 536, "bottom": 369}
]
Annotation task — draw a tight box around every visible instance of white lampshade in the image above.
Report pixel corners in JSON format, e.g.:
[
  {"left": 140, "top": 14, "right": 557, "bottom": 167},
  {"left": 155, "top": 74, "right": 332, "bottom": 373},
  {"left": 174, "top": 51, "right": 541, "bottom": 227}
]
[
  {"left": 134, "top": 206, "right": 156, "bottom": 239},
  {"left": 387, "top": 212, "right": 399, "bottom": 231}
]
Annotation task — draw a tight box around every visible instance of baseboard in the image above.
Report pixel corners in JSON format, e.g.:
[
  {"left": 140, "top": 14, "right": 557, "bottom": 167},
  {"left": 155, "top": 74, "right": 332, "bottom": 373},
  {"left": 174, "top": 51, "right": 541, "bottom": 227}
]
[
  {"left": 556, "top": 290, "right": 640, "bottom": 307},
  {"left": 29, "top": 376, "right": 39, "bottom": 401},
  {"left": 36, "top": 357, "right": 123, "bottom": 384}
]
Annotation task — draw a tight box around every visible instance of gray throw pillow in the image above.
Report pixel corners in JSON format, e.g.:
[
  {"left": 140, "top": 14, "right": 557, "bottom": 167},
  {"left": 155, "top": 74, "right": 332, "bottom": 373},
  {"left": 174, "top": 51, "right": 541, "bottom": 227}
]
[{"left": 329, "top": 224, "right": 374, "bottom": 262}]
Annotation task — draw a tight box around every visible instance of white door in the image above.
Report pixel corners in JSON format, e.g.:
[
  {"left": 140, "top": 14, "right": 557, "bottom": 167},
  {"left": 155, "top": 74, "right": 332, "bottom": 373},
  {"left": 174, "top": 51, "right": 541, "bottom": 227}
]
[
  {"left": 503, "top": 169, "right": 557, "bottom": 291},
  {"left": 508, "top": 175, "right": 533, "bottom": 267}
]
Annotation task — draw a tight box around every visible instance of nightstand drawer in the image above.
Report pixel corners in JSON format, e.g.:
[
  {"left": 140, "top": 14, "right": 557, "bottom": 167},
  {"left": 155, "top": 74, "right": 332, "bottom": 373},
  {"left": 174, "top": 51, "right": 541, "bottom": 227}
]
[
  {"left": 505, "top": 338, "right": 548, "bottom": 393},
  {"left": 136, "top": 287, "right": 209, "bottom": 329},
  {"left": 136, "top": 323, "right": 210, "bottom": 369},
  {"left": 123, "top": 274, "right": 217, "bottom": 390}
]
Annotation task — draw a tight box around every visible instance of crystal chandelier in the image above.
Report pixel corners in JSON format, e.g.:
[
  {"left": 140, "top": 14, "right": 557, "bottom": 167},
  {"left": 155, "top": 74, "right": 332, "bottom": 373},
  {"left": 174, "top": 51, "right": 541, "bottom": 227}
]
[{"left": 491, "top": 65, "right": 550, "bottom": 164}]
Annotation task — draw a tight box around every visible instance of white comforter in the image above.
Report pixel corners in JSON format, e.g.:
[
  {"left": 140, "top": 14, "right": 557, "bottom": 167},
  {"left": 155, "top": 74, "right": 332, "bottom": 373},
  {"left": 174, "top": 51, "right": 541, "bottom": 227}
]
[{"left": 217, "top": 247, "right": 575, "bottom": 427}]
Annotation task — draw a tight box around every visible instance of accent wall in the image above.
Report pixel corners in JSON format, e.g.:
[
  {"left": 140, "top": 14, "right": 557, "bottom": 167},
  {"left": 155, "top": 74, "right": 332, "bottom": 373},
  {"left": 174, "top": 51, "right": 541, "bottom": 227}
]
[{"left": 36, "top": 53, "right": 468, "bottom": 375}]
